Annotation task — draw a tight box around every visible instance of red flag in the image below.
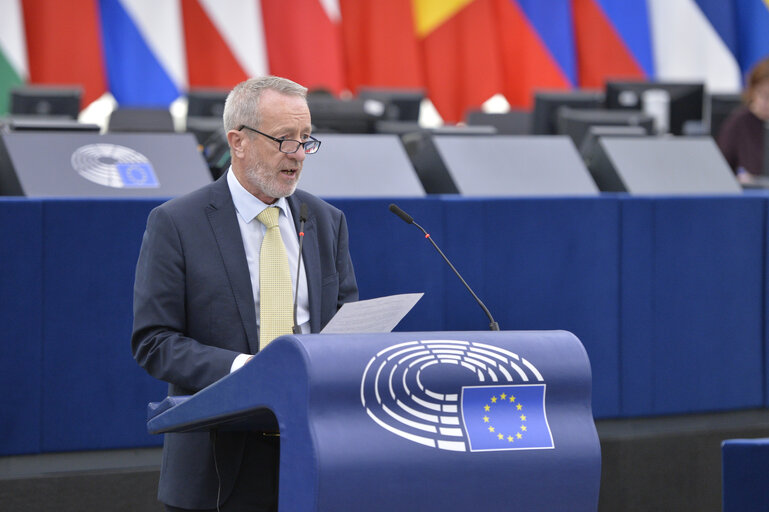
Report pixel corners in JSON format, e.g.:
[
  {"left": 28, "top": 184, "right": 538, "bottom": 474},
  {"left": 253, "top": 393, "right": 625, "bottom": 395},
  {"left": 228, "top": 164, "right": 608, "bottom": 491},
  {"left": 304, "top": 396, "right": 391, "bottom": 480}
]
[
  {"left": 261, "top": 0, "right": 346, "bottom": 94},
  {"left": 417, "top": 0, "right": 503, "bottom": 122},
  {"left": 494, "top": 0, "right": 571, "bottom": 109},
  {"left": 339, "top": 0, "right": 423, "bottom": 93},
  {"left": 21, "top": 0, "right": 106, "bottom": 107},
  {"left": 182, "top": 0, "right": 249, "bottom": 89},
  {"left": 571, "top": 0, "right": 645, "bottom": 89}
]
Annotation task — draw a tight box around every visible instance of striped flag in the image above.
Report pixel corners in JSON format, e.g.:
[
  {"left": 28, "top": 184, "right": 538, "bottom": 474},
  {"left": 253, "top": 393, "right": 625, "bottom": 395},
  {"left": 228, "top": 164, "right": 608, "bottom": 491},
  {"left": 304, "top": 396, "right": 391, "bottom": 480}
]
[
  {"left": 496, "top": 0, "right": 575, "bottom": 109},
  {"left": 181, "top": 0, "right": 268, "bottom": 89},
  {"left": 733, "top": 0, "right": 769, "bottom": 77},
  {"left": 22, "top": 0, "right": 106, "bottom": 108},
  {"left": 572, "top": 0, "right": 652, "bottom": 88},
  {"left": 0, "top": 0, "right": 27, "bottom": 114},
  {"left": 648, "top": 0, "right": 742, "bottom": 93},
  {"left": 261, "top": 0, "right": 346, "bottom": 95},
  {"left": 99, "top": 0, "right": 187, "bottom": 107},
  {"left": 415, "top": 0, "right": 504, "bottom": 123}
]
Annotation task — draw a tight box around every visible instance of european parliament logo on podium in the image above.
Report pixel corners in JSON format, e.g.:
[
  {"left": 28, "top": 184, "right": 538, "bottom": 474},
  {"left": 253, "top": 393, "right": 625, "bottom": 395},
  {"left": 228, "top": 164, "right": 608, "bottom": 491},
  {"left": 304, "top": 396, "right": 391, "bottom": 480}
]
[
  {"left": 71, "top": 143, "right": 160, "bottom": 188},
  {"left": 360, "top": 338, "right": 554, "bottom": 453}
]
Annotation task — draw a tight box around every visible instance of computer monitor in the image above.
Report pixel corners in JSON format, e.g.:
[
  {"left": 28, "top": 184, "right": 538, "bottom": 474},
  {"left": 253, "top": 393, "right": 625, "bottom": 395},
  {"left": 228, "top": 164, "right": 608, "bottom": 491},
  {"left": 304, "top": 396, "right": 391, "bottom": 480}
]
[
  {"left": 465, "top": 110, "right": 532, "bottom": 135},
  {"left": 357, "top": 87, "right": 425, "bottom": 122},
  {"left": 579, "top": 125, "right": 649, "bottom": 167},
  {"left": 605, "top": 81, "right": 704, "bottom": 135},
  {"left": 709, "top": 93, "right": 743, "bottom": 138},
  {"left": 186, "top": 88, "right": 229, "bottom": 118},
  {"left": 531, "top": 90, "right": 604, "bottom": 135},
  {"left": 10, "top": 86, "right": 83, "bottom": 119},
  {"left": 307, "top": 96, "right": 383, "bottom": 134},
  {"left": 556, "top": 108, "right": 654, "bottom": 149}
]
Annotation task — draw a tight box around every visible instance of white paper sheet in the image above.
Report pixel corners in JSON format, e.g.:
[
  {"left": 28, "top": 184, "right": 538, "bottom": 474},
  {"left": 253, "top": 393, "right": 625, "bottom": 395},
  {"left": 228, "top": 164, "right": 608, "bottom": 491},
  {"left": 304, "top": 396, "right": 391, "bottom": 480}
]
[{"left": 320, "top": 293, "right": 423, "bottom": 334}]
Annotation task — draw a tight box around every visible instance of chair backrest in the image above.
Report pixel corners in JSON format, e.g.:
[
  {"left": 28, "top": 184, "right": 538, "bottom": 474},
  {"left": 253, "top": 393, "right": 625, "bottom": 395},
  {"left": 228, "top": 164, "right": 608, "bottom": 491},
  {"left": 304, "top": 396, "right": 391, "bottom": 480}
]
[
  {"left": 108, "top": 108, "right": 175, "bottom": 133},
  {"left": 466, "top": 110, "right": 532, "bottom": 135}
]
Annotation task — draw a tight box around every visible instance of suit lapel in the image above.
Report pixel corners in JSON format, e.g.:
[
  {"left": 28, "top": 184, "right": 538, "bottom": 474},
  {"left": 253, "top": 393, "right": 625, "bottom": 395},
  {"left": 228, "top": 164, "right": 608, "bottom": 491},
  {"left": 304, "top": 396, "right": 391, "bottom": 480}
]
[
  {"left": 288, "top": 193, "right": 321, "bottom": 333},
  {"left": 206, "top": 177, "right": 260, "bottom": 353}
]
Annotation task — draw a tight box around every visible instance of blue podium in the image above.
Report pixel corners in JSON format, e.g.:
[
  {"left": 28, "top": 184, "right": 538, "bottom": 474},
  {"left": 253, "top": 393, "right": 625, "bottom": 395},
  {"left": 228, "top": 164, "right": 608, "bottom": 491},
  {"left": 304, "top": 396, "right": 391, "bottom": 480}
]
[{"left": 148, "top": 331, "right": 600, "bottom": 511}]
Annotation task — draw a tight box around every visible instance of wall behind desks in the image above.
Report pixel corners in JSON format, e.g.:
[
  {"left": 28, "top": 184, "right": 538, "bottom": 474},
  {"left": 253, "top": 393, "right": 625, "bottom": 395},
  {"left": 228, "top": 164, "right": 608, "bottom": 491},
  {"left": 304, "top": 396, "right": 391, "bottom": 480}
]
[
  {"left": 621, "top": 197, "right": 767, "bottom": 417},
  {"left": 437, "top": 197, "right": 623, "bottom": 417},
  {"left": 40, "top": 199, "right": 168, "bottom": 453},
  {"left": 0, "top": 198, "right": 168, "bottom": 456},
  {"left": 331, "top": 198, "right": 448, "bottom": 332},
  {"left": 0, "top": 200, "right": 44, "bottom": 455}
]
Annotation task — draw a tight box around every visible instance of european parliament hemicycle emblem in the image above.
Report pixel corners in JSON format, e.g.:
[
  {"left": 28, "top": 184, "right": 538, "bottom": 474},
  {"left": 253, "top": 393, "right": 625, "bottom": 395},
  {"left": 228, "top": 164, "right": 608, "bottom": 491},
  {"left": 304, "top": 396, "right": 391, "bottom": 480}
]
[
  {"left": 71, "top": 143, "right": 159, "bottom": 188},
  {"left": 360, "top": 339, "right": 554, "bottom": 452}
]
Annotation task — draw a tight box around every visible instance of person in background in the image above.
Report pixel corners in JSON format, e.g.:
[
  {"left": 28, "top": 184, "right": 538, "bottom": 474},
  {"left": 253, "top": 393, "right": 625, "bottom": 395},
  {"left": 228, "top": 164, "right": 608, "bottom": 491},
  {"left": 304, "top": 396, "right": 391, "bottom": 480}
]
[
  {"left": 131, "top": 76, "right": 358, "bottom": 512},
  {"left": 717, "top": 56, "right": 769, "bottom": 183}
]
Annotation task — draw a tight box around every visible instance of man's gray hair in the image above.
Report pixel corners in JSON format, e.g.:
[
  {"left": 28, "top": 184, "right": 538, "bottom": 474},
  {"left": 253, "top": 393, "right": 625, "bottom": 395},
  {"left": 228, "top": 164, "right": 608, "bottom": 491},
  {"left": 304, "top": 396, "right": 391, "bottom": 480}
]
[{"left": 222, "top": 76, "right": 308, "bottom": 132}]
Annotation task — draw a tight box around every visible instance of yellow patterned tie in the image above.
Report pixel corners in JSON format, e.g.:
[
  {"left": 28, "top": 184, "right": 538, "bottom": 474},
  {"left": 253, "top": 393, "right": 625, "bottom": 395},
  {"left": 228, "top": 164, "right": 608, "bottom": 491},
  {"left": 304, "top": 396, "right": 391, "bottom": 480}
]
[{"left": 256, "top": 206, "right": 294, "bottom": 348}]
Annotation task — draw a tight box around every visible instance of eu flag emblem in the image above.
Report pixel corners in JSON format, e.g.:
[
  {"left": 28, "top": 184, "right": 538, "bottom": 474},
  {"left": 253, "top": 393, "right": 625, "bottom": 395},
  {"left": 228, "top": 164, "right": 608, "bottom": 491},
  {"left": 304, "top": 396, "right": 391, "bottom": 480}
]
[
  {"left": 116, "top": 163, "right": 159, "bottom": 188},
  {"left": 461, "top": 384, "right": 554, "bottom": 452}
]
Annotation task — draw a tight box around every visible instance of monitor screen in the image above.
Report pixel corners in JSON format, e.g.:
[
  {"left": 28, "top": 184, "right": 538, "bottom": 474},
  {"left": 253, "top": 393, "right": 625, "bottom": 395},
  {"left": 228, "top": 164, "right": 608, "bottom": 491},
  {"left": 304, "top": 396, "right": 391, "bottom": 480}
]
[
  {"left": 605, "top": 81, "right": 704, "bottom": 135},
  {"left": 186, "top": 88, "right": 229, "bottom": 118},
  {"left": 357, "top": 87, "right": 425, "bottom": 122},
  {"left": 556, "top": 108, "right": 654, "bottom": 149},
  {"left": 579, "top": 125, "right": 649, "bottom": 167},
  {"left": 531, "top": 90, "right": 604, "bottom": 135},
  {"left": 10, "top": 86, "right": 82, "bottom": 119},
  {"left": 709, "top": 93, "right": 742, "bottom": 137}
]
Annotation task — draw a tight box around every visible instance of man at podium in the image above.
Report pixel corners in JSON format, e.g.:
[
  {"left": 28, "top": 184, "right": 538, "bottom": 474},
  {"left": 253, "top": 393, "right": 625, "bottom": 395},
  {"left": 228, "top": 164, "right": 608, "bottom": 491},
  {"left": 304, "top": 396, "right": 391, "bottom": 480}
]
[{"left": 131, "top": 76, "right": 359, "bottom": 512}]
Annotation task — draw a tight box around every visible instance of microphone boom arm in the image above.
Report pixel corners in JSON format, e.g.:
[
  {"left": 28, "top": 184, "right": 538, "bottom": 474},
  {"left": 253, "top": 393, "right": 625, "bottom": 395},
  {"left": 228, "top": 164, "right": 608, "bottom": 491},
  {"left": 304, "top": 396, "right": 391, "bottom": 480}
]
[{"left": 411, "top": 220, "right": 500, "bottom": 331}]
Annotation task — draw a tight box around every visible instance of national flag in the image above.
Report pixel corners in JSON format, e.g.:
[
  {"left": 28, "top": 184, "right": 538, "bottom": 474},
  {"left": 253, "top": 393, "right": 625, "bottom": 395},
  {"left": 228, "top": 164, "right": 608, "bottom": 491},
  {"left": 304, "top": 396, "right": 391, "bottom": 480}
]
[
  {"left": 22, "top": 0, "right": 107, "bottom": 108},
  {"left": 0, "top": 0, "right": 27, "bottom": 114},
  {"left": 647, "top": 0, "right": 742, "bottom": 93},
  {"left": 495, "top": 0, "right": 575, "bottom": 109},
  {"left": 733, "top": 0, "right": 769, "bottom": 78},
  {"left": 415, "top": 0, "right": 504, "bottom": 123},
  {"left": 338, "top": 0, "right": 423, "bottom": 93},
  {"left": 182, "top": 0, "right": 269, "bottom": 89},
  {"left": 461, "top": 384, "right": 554, "bottom": 451},
  {"left": 260, "top": 0, "right": 346, "bottom": 95},
  {"left": 98, "top": 0, "right": 187, "bottom": 107},
  {"left": 572, "top": 0, "right": 652, "bottom": 88}
]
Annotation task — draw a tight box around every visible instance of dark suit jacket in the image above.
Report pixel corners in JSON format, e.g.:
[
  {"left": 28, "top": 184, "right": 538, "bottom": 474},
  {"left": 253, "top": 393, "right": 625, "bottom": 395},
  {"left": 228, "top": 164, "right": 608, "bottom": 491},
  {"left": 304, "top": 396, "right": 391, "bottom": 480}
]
[{"left": 131, "top": 174, "right": 358, "bottom": 509}]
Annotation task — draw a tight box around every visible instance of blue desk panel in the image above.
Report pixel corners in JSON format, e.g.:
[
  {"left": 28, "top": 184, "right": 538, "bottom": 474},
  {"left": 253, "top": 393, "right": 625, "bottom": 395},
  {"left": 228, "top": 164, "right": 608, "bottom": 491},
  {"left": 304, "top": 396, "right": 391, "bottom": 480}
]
[
  {"left": 621, "top": 196, "right": 765, "bottom": 416},
  {"left": 332, "top": 197, "right": 448, "bottom": 332},
  {"left": 438, "top": 197, "right": 622, "bottom": 417},
  {"left": 0, "top": 199, "right": 43, "bottom": 455},
  {"left": 40, "top": 199, "right": 166, "bottom": 452},
  {"left": 2, "top": 193, "right": 768, "bottom": 455}
]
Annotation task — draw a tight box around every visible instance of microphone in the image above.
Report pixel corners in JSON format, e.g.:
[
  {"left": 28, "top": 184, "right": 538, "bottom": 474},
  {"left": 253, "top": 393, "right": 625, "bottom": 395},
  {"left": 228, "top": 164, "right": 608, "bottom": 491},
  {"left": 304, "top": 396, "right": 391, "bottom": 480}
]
[
  {"left": 292, "top": 203, "right": 309, "bottom": 334},
  {"left": 388, "top": 203, "right": 500, "bottom": 331}
]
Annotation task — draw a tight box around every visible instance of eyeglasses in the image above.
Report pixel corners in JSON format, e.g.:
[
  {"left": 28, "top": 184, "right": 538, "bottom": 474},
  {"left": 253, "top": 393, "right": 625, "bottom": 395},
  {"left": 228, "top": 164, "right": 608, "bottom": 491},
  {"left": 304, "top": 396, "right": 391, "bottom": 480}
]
[{"left": 238, "top": 125, "right": 321, "bottom": 154}]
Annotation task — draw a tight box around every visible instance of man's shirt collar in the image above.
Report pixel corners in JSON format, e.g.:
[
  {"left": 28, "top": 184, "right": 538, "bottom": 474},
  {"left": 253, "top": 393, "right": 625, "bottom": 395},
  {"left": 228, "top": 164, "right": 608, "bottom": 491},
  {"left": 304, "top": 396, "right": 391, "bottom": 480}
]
[{"left": 226, "top": 168, "right": 290, "bottom": 224}]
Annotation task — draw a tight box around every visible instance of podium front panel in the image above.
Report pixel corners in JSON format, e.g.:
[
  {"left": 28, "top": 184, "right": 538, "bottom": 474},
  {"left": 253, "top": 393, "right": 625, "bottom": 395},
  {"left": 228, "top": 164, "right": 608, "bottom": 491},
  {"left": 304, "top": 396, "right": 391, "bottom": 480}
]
[{"left": 148, "top": 330, "right": 600, "bottom": 512}]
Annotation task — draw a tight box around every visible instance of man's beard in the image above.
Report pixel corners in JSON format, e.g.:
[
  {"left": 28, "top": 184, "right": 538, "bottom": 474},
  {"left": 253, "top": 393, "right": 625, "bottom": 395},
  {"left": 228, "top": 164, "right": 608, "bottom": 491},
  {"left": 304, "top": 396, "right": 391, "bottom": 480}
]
[{"left": 244, "top": 159, "right": 300, "bottom": 200}]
